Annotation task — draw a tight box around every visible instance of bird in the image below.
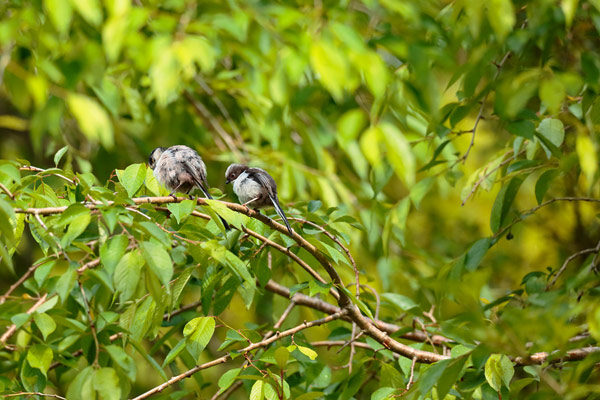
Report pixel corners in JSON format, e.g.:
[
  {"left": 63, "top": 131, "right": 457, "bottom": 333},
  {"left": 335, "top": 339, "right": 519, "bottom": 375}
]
[
  {"left": 148, "top": 145, "right": 230, "bottom": 230},
  {"left": 225, "top": 163, "right": 293, "bottom": 235}
]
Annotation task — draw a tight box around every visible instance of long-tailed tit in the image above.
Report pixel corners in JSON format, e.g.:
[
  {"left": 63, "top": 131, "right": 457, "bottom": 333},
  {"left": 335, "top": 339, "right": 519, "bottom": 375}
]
[
  {"left": 149, "top": 145, "right": 230, "bottom": 230},
  {"left": 225, "top": 163, "right": 293, "bottom": 235}
]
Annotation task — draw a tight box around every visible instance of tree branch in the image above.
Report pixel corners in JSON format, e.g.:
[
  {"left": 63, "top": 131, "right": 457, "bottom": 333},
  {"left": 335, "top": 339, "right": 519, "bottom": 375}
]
[
  {"left": 0, "top": 294, "right": 49, "bottom": 347},
  {"left": 130, "top": 310, "right": 349, "bottom": 400}
]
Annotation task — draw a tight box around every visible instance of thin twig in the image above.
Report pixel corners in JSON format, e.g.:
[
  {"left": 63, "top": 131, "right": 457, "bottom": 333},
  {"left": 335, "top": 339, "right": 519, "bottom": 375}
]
[
  {"left": 495, "top": 197, "right": 600, "bottom": 239},
  {"left": 214, "top": 301, "right": 297, "bottom": 400},
  {"left": 0, "top": 393, "right": 66, "bottom": 400},
  {"left": 0, "top": 182, "right": 14, "bottom": 199},
  {"left": 406, "top": 356, "right": 417, "bottom": 389},
  {"left": 546, "top": 239, "right": 600, "bottom": 290},
  {"left": 20, "top": 165, "right": 74, "bottom": 184},
  {"left": 0, "top": 294, "right": 48, "bottom": 346},
  {"left": 461, "top": 150, "right": 521, "bottom": 206},
  {"left": 461, "top": 50, "right": 512, "bottom": 164},
  {"left": 131, "top": 310, "right": 349, "bottom": 400},
  {"left": 78, "top": 281, "right": 100, "bottom": 367}
]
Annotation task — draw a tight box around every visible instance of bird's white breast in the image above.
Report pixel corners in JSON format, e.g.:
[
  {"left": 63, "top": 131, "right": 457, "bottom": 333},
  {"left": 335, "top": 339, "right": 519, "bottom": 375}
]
[{"left": 233, "top": 172, "right": 262, "bottom": 204}]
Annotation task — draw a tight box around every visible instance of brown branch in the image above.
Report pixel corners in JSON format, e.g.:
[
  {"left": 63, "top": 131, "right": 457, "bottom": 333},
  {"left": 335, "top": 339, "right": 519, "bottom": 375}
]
[
  {"left": 495, "top": 197, "right": 600, "bottom": 239},
  {"left": 513, "top": 346, "right": 600, "bottom": 365},
  {"left": 460, "top": 50, "right": 512, "bottom": 164},
  {"left": 0, "top": 294, "right": 49, "bottom": 346},
  {"left": 0, "top": 393, "right": 65, "bottom": 400},
  {"left": 214, "top": 302, "right": 297, "bottom": 400},
  {"left": 461, "top": 150, "right": 520, "bottom": 206},
  {"left": 288, "top": 217, "right": 359, "bottom": 297},
  {"left": 0, "top": 181, "right": 14, "bottom": 199},
  {"left": 241, "top": 226, "right": 337, "bottom": 300},
  {"left": 19, "top": 165, "right": 74, "bottom": 184},
  {"left": 546, "top": 239, "right": 600, "bottom": 290},
  {"left": 311, "top": 340, "right": 396, "bottom": 356},
  {"left": 15, "top": 196, "right": 448, "bottom": 363},
  {"left": 131, "top": 310, "right": 348, "bottom": 400},
  {"left": 263, "top": 280, "right": 451, "bottom": 346},
  {"left": 406, "top": 357, "right": 417, "bottom": 389}
]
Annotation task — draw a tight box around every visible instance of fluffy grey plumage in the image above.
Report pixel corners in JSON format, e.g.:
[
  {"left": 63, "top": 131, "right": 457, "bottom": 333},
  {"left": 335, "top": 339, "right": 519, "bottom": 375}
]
[
  {"left": 225, "top": 163, "right": 293, "bottom": 235},
  {"left": 149, "top": 145, "right": 230, "bottom": 230}
]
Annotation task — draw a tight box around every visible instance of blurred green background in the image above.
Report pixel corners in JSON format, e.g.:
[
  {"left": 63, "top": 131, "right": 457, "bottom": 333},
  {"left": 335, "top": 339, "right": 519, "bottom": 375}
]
[{"left": 1, "top": 0, "right": 600, "bottom": 397}]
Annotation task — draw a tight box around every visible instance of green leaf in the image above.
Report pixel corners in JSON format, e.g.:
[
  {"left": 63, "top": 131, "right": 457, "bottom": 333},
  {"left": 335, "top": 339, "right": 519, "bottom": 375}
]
[
  {"left": 275, "top": 346, "right": 290, "bottom": 368},
  {"left": 535, "top": 169, "right": 559, "bottom": 205},
  {"left": 100, "top": 235, "right": 129, "bottom": 276},
  {"left": 44, "top": 0, "right": 73, "bottom": 35},
  {"left": 33, "top": 313, "right": 56, "bottom": 341},
  {"left": 576, "top": 135, "right": 598, "bottom": 185},
  {"left": 183, "top": 316, "right": 215, "bottom": 361},
  {"left": 485, "top": 354, "right": 514, "bottom": 391},
  {"left": 380, "top": 123, "right": 416, "bottom": 187},
  {"left": 61, "top": 211, "right": 91, "bottom": 247},
  {"left": 0, "top": 198, "right": 16, "bottom": 245},
  {"left": 337, "top": 109, "right": 368, "bottom": 146},
  {"left": 535, "top": 118, "right": 565, "bottom": 159},
  {"left": 490, "top": 176, "right": 524, "bottom": 233},
  {"left": 409, "top": 178, "right": 435, "bottom": 209},
  {"left": 167, "top": 199, "right": 196, "bottom": 224},
  {"left": 67, "top": 94, "right": 114, "bottom": 149},
  {"left": 417, "top": 358, "right": 451, "bottom": 395},
  {"left": 218, "top": 368, "right": 242, "bottom": 394},
  {"left": 67, "top": 366, "right": 95, "bottom": 400},
  {"left": 26, "top": 344, "right": 53, "bottom": 377},
  {"left": 55, "top": 267, "right": 77, "bottom": 303},
  {"left": 250, "top": 380, "right": 264, "bottom": 400},
  {"left": 105, "top": 345, "right": 136, "bottom": 382},
  {"left": 93, "top": 368, "right": 121, "bottom": 400},
  {"left": 380, "top": 363, "right": 403, "bottom": 388},
  {"left": 310, "top": 40, "right": 350, "bottom": 102},
  {"left": 486, "top": 0, "right": 515, "bottom": 41},
  {"left": 507, "top": 120, "right": 535, "bottom": 139},
  {"left": 307, "top": 200, "right": 322, "bottom": 213},
  {"left": 382, "top": 293, "right": 418, "bottom": 312},
  {"left": 117, "top": 163, "right": 146, "bottom": 198},
  {"left": 371, "top": 387, "right": 396, "bottom": 400},
  {"left": 113, "top": 250, "right": 144, "bottom": 302},
  {"left": 436, "top": 355, "right": 469, "bottom": 399},
  {"left": 162, "top": 337, "right": 186, "bottom": 367},
  {"left": 561, "top": 0, "right": 579, "bottom": 27},
  {"left": 540, "top": 78, "right": 566, "bottom": 114},
  {"left": 204, "top": 199, "right": 250, "bottom": 230},
  {"left": 201, "top": 240, "right": 254, "bottom": 288},
  {"left": 465, "top": 238, "right": 492, "bottom": 271},
  {"left": 140, "top": 241, "right": 173, "bottom": 287},
  {"left": 53, "top": 146, "right": 68, "bottom": 167},
  {"left": 296, "top": 345, "right": 318, "bottom": 361}
]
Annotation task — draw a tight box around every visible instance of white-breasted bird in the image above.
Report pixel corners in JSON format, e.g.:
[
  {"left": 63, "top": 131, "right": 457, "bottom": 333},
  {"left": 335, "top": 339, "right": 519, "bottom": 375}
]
[{"left": 225, "top": 164, "right": 293, "bottom": 235}]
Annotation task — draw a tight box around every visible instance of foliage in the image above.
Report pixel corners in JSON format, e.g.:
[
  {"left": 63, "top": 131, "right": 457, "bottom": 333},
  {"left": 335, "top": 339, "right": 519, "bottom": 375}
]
[{"left": 0, "top": 0, "right": 600, "bottom": 399}]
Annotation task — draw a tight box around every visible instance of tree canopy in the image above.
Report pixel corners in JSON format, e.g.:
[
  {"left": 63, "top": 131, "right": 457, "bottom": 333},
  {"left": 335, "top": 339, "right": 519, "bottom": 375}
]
[{"left": 0, "top": 0, "right": 599, "bottom": 399}]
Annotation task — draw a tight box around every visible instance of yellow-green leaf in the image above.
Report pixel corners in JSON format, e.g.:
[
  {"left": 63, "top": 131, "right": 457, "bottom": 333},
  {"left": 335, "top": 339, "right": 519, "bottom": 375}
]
[{"left": 67, "top": 94, "right": 114, "bottom": 149}]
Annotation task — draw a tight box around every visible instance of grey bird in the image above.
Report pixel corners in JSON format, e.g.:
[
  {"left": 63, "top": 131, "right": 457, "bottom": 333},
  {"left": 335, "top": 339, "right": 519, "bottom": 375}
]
[
  {"left": 148, "top": 145, "right": 230, "bottom": 230},
  {"left": 225, "top": 163, "right": 293, "bottom": 235}
]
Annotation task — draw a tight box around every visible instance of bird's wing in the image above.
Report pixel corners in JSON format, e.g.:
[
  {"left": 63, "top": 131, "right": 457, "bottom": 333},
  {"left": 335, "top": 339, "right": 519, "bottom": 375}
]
[{"left": 248, "top": 168, "right": 293, "bottom": 235}]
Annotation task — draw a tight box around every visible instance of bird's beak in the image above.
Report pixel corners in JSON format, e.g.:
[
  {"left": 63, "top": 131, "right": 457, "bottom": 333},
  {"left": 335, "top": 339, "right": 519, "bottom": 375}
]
[{"left": 225, "top": 179, "right": 231, "bottom": 184}]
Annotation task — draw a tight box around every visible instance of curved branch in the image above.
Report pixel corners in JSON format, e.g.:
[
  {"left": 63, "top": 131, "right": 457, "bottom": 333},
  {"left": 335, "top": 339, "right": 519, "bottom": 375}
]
[
  {"left": 131, "top": 310, "right": 348, "bottom": 400},
  {"left": 14, "top": 197, "right": 450, "bottom": 363}
]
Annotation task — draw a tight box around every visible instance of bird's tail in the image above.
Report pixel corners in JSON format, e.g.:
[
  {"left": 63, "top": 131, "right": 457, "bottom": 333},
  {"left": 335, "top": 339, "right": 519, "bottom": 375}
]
[{"left": 270, "top": 195, "right": 293, "bottom": 235}]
